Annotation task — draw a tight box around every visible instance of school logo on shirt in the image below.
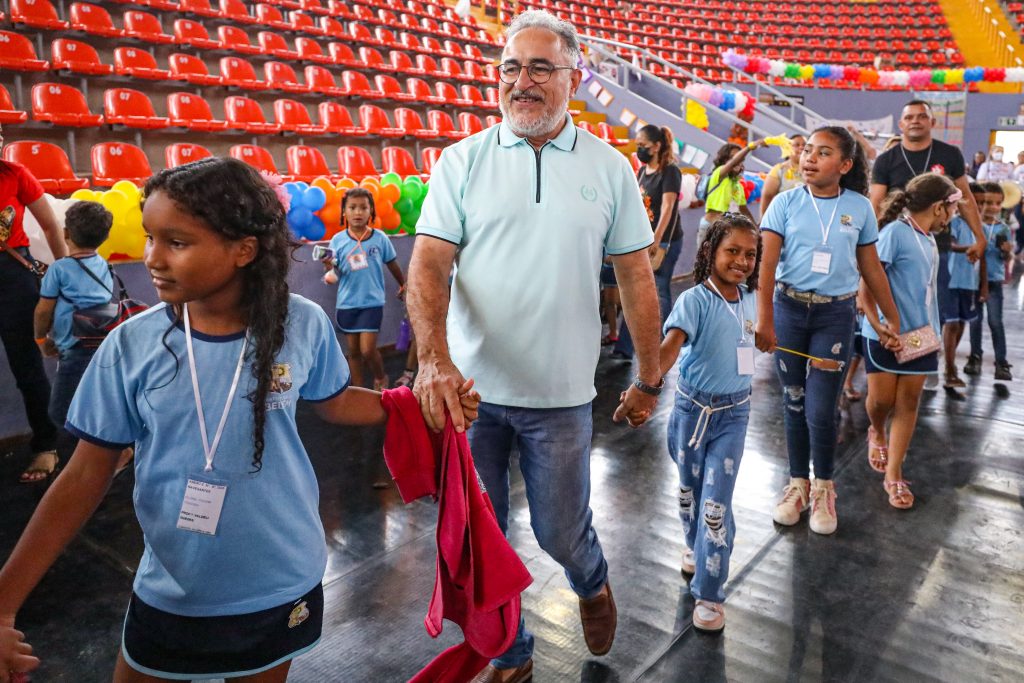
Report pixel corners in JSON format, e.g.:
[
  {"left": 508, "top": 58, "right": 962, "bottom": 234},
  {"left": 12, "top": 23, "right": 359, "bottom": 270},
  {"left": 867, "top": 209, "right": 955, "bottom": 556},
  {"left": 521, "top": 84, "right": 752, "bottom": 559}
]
[
  {"left": 270, "top": 363, "right": 292, "bottom": 393},
  {"left": 287, "top": 600, "right": 309, "bottom": 628},
  {"left": 0, "top": 205, "right": 15, "bottom": 241},
  {"left": 744, "top": 319, "right": 754, "bottom": 336},
  {"left": 580, "top": 185, "right": 598, "bottom": 202},
  {"left": 839, "top": 214, "right": 858, "bottom": 233}
]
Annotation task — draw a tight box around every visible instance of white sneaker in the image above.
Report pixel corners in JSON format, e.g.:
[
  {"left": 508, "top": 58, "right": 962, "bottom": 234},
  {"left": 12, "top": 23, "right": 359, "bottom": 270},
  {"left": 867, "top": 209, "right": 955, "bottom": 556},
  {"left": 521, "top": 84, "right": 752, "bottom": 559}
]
[
  {"left": 809, "top": 479, "right": 838, "bottom": 535},
  {"left": 692, "top": 600, "right": 725, "bottom": 632},
  {"left": 772, "top": 478, "right": 810, "bottom": 526},
  {"left": 681, "top": 549, "right": 695, "bottom": 576}
]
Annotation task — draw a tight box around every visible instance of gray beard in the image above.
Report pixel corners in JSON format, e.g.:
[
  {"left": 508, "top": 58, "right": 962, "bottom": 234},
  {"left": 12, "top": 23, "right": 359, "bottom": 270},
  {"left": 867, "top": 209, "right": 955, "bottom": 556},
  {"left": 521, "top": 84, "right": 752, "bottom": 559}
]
[{"left": 500, "top": 91, "right": 571, "bottom": 140}]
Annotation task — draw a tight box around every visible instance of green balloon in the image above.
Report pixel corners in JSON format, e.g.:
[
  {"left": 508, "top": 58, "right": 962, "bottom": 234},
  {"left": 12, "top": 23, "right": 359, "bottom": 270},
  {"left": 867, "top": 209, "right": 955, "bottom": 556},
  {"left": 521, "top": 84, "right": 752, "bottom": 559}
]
[
  {"left": 381, "top": 172, "right": 402, "bottom": 186},
  {"left": 407, "top": 208, "right": 421, "bottom": 225},
  {"left": 394, "top": 197, "right": 414, "bottom": 215},
  {"left": 383, "top": 226, "right": 401, "bottom": 235},
  {"left": 931, "top": 70, "right": 945, "bottom": 84},
  {"left": 400, "top": 181, "right": 422, "bottom": 202},
  {"left": 414, "top": 194, "right": 426, "bottom": 209},
  {"left": 403, "top": 221, "right": 417, "bottom": 235},
  {"left": 404, "top": 175, "right": 424, "bottom": 187},
  {"left": 784, "top": 64, "right": 800, "bottom": 79}
]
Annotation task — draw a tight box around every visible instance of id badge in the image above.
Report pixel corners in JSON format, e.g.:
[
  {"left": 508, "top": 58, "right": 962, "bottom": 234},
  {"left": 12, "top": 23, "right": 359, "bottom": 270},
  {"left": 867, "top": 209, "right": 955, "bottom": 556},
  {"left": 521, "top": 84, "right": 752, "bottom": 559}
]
[
  {"left": 348, "top": 252, "right": 369, "bottom": 271},
  {"left": 737, "top": 342, "right": 755, "bottom": 376},
  {"left": 176, "top": 477, "right": 227, "bottom": 536},
  {"left": 811, "top": 245, "right": 832, "bottom": 274}
]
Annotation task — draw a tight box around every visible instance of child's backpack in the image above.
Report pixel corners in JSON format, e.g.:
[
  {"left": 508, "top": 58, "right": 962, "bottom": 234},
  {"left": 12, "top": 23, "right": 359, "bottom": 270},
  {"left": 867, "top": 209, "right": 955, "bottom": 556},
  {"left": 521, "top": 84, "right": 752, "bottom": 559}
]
[
  {"left": 66, "top": 258, "right": 149, "bottom": 349},
  {"left": 695, "top": 170, "right": 725, "bottom": 202}
]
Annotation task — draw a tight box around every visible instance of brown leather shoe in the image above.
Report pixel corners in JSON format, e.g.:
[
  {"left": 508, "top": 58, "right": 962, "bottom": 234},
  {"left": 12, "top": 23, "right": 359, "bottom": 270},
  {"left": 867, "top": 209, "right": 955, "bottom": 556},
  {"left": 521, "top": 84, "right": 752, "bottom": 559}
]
[
  {"left": 579, "top": 582, "right": 617, "bottom": 656},
  {"left": 470, "top": 659, "right": 533, "bottom": 683}
]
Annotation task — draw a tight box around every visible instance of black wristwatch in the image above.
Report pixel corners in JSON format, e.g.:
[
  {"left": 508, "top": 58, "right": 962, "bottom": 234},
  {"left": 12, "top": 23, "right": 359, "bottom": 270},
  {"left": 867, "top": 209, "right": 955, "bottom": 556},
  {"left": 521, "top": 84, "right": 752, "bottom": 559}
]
[{"left": 633, "top": 376, "right": 665, "bottom": 396}]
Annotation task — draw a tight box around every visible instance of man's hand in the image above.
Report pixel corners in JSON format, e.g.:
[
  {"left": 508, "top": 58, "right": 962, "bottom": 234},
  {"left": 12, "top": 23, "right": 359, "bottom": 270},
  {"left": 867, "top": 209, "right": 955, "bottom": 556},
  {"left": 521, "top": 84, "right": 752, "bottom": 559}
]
[
  {"left": 0, "top": 616, "right": 39, "bottom": 683},
  {"left": 413, "top": 356, "right": 471, "bottom": 433},
  {"left": 458, "top": 379, "right": 480, "bottom": 427},
  {"left": 966, "top": 241, "right": 985, "bottom": 263},
  {"left": 613, "top": 384, "right": 657, "bottom": 428},
  {"left": 755, "top": 320, "right": 776, "bottom": 353}
]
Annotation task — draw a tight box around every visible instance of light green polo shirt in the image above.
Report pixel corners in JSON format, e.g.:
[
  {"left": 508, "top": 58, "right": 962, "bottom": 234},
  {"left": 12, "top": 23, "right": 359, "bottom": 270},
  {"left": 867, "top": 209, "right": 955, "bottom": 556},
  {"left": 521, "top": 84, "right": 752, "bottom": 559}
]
[{"left": 417, "top": 115, "right": 654, "bottom": 408}]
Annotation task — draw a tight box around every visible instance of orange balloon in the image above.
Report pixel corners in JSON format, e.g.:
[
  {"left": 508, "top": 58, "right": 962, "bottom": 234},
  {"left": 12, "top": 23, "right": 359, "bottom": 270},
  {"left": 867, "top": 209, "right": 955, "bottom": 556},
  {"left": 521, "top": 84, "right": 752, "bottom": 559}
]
[
  {"left": 370, "top": 215, "right": 382, "bottom": 229},
  {"left": 319, "top": 204, "right": 341, "bottom": 225},
  {"left": 360, "top": 176, "right": 381, "bottom": 190},
  {"left": 380, "top": 183, "right": 401, "bottom": 204},
  {"left": 363, "top": 184, "right": 380, "bottom": 201},
  {"left": 381, "top": 212, "right": 401, "bottom": 230},
  {"left": 336, "top": 177, "right": 357, "bottom": 190}
]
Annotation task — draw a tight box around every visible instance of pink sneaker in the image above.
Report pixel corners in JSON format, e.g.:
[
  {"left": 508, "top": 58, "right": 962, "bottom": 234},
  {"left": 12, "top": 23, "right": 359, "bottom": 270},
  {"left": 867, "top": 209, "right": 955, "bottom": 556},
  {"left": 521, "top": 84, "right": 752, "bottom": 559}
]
[
  {"left": 809, "top": 479, "right": 838, "bottom": 535},
  {"left": 692, "top": 600, "right": 725, "bottom": 632},
  {"left": 772, "top": 477, "right": 810, "bottom": 526}
]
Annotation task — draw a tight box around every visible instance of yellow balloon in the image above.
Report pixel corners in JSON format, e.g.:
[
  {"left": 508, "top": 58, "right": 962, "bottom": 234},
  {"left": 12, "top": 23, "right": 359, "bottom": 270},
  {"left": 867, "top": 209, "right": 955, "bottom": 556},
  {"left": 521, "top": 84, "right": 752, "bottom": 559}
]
[
  {"left": 100, "top": 189, "right": 132, "bottom": 217},
  {"left": 112, "top": 180, "right": 140, "bottom": 199},
  {"left": 70, "top": 189, "right": 98, "bottom": 202}
]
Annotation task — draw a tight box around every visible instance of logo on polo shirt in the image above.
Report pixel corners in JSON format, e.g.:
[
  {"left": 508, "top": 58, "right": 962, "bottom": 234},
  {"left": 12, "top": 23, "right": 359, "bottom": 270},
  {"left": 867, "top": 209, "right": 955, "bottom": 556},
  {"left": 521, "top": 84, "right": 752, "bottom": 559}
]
[
  {"left": 270, "top": 363, "right": 292, "bottom": 393},
  {"left": 288, "top": 600, "right": 309, "bottom": 628},
  {"left": 930, "top": 164, "right": 946, "bottom": 175},
  {"left": 580, "top": 185, "right": 598, "bottom": 202}
]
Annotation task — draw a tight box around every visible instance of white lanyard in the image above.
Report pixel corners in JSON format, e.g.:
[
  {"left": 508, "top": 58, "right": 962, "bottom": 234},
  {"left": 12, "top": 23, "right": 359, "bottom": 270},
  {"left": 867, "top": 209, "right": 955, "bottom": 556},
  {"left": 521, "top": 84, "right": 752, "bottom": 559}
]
[
  {"left": 807, "top": 187, "right": 842, "bottom": 245},
  {"left": 900, "top": 144, "right": 932, "bottom": 177},
  {"left": 705, "top": 279, "right": 747, "bottom": 342},
  {"left": 183, "top": 303, "right": 249, "bottom": 472},
  {"left": 902, "top": 216, "right": 938, "bottom": 326}
]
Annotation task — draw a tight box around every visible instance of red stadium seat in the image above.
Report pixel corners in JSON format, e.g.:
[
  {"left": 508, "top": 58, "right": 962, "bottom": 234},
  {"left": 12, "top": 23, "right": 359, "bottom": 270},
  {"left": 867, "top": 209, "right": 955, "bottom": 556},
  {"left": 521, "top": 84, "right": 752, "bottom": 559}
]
[
  {"left": 92, "top": 142, "right": 153, "bottom": 186},
  {"left": 427, "top": 110, "right": 466, "bottom": 139},
  {"left": 224, "top": 95, "right": 281, "bottom": 133},
  {"left": 318, "top": 15, "right": 346, "bottom": 38},
  {"left": 274, "top": 99, "right": 323, "bottom": 134},
  {"left": 342, "top": 71, "right": 385, "bottom": 99},
  {"left": 170, "top": 52, "right": 223, "bottom": 85},
  {"left": 300, "top": 0, "right": 328, "bottom": 15},
  {"left": 406, "top": 78, "right": 445, "bottom": 105},
  {"left": 358, "top": 104, "right": 403, "bottom": 137},
  {"left": 460, "top": 84, "right": 492, "bottom": 109},
  {"left": 394, "top": 107, "right": 438, "bottom": 139},
  {"left": 165, "top": 142, "right": 213, "bottom": 167},
  {"left": 286, "top": 145, "right": 334, "bottom": 181},
  {"left": 167, "top": 92, "right": 228, "bottom": 131},
  {"left": 217, "top": 25, "right": 261, "bottom": 55},
  {"left": 69, "top": 2, "right": 123, "bottom": 37},
  {"left": 178, "top": 0, "right": 220, "bottom": 18},
  {"left": 0, "top": 85, "right": 28, "bottom": 124},
  {"left": 220, "top": 57, "right": 269, "bottom": 89},
  {"left": 337, "top": 145, "right": 379, "bottom": 179},
  {"left": 2, "top": 141, "right": 88, "bottom": 193},
  {"left": 485, "top": 115, "right": 501, "bottom": 128},
  {"left": 458, "top": 112, "right": 483, "bottom": 135},
  {"left": 259, "top": 32, "right": 299, "bottom": 60},
  {"left": 436, "top": 81, "right": 471, "bottom": 107},
  {"left": 375, "top": 74, "right": 416, "bottom": 102},
  {"left": 51, "top": 38, "right": 113, "bottom": 75},
  {"left": 389, "top": 50, "right": 418, "bottom": 75},
  {"left": 264, "top": 61, "right": 308, "bottom": 92},
  {"left": 421, "top": 146, "right": 441, "bottom": 175},
  {"left": 289, "top": 11, "right": 324, "bottom": 35},
  {"left": 122, "top": 10, "right": 174, "bottom": 44},
  {"left": 304, "top": 65, "right": 346, "bottom": 96},
  {"left": 11, "top": 0, "right": 69, "bottom": 31},
  {"left": 32, "top": 83, "right": 104, "bottom": 127},
  {"left": 359, "top": 47, "right": 394, "bottom": 73},
  {"left": 328, "top": 42, "right": 361, "bottom": 68},
  {"left": 295, "top": 37, "right": 331, "bottom": 63},
  {"left": 597, "top": 122, "right": 628, "bottom": 146},
  {"left": 348, "top": 22, "right": 379, "bottom": 46},
  {"left": 375, "top": 27, "right": 402, "bottom": 49},
  {"left": 0, "top": 31, "right": 50, "bottom": 71},
  {"left": 114, "top": 47, "right": 172, "bottom": 80},
  {"left": 382, "top": 146, "right": 420, "bottom": 176},
  {"left": 440, "top": 57, "right": 470, "bottom": 82},
  {"left": 254, "top": 3, "right": 289, "bottom": 29},
  {"left": 230, "top": 144, "right": 280, "bottom": 174},
  {"left": 104, "top": 88, "right": 170, "bottom": 129},
  {"left": 415, "top": 55, "right": 444, "bottom": 77},
  {"left": 318, "top": 102, "right": 363, "bottom": 135},
  {"left": 220, "top": 0, "right": 257, "bottom": 24},
  {"left": 174, "top": 18, "right": 221, "bottom": 49}
]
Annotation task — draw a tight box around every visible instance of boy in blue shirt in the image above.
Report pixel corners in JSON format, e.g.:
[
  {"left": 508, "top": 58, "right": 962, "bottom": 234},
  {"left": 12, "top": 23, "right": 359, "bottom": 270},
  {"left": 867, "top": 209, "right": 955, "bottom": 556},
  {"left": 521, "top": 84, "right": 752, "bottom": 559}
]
[
  {"left": 33, "top": 201, "right": 132, "bottom": 474},
  {"left": 942, "top": 185, "right": 987, "bottom": 388},
  {"left": 964, "top": 182, "right": 1013, "bottom": 380}
]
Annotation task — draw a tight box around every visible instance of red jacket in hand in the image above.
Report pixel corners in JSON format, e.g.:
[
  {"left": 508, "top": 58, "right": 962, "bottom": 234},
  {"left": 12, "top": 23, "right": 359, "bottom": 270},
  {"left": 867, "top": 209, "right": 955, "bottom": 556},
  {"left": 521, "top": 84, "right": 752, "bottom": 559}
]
[{"left": 381, "top": 388, "right": 532, "bottom": 683}]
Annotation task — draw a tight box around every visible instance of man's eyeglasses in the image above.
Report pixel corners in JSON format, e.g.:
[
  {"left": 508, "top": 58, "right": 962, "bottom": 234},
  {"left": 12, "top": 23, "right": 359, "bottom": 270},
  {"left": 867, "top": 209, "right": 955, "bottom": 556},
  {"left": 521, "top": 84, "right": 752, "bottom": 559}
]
[{"left": 497, "top": 62, "right": 575, "bottom": 84}]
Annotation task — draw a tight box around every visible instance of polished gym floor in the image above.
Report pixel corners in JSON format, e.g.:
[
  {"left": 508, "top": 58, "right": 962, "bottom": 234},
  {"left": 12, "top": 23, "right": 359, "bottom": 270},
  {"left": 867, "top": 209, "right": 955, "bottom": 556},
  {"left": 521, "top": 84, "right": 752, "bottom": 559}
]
[{"left": 2, "top": 277, "right": 1022, "bottom": 682}]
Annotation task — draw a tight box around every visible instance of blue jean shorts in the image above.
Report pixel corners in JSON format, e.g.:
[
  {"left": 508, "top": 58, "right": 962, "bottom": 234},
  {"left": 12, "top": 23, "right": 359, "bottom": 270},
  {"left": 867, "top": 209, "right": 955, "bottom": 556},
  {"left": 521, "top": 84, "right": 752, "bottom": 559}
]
[
  {"left": 336, "top": 306, "right": 384, "bottom": 333},
  {"left": 942, "top": 288, "right": 979, "bottom": 323}
]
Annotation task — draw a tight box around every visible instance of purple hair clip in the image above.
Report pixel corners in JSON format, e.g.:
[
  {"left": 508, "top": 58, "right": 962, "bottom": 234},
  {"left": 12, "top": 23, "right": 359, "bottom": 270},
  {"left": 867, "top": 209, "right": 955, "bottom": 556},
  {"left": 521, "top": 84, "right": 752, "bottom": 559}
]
[{"left": 259, "top": 169, "right": 291, "bottom": 212}]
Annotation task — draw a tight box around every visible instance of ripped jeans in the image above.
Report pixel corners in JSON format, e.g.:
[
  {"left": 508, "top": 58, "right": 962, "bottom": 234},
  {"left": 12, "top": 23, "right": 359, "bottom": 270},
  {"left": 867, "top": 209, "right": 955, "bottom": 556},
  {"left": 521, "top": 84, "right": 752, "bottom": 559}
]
[
  {"left": 667, "top": 380, "right": 751, "bottom": 604},
  {"left": 773, "top": 293, "right": 856, "bottom": 481}
]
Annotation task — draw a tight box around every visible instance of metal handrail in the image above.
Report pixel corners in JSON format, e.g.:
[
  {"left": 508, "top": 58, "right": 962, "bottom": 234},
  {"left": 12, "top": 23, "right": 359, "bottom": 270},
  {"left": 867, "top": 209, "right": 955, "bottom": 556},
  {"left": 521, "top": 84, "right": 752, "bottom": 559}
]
[{"left": 580, "top": 34, "right": 812, "bottom": 136}]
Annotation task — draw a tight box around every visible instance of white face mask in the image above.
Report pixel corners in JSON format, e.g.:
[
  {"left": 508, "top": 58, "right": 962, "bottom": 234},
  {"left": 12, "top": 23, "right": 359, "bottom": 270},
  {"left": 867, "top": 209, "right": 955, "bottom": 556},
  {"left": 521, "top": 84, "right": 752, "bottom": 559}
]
[{"left": 992, "top": 151, "right": 1004, "bottom": 162}]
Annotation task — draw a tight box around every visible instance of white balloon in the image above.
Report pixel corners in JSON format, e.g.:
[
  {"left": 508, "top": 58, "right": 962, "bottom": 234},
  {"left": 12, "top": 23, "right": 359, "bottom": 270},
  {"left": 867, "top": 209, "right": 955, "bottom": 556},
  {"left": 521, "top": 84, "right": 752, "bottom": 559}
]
[
  {"left": 678, "top": 173, "right": 698, "bottom": 208},
  {"left": 22, "top": 193, "right": 74, "bottom": 265},
  {"left": 769, "top": 60, "right": 786, "bottom": 78}
]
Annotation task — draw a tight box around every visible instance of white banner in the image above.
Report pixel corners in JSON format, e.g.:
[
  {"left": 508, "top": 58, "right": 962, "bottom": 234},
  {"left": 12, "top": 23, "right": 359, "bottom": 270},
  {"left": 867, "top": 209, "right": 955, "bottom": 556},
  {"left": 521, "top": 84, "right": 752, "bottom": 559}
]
[{"left": 803, "top": 113, "right": 894, "bottom": 138}]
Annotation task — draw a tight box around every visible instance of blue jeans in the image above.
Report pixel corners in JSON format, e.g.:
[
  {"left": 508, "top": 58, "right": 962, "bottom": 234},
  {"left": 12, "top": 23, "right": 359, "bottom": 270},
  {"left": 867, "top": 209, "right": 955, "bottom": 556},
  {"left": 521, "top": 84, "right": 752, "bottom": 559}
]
[
  {"left": 773, "top": 293, "right": 856, "bottom": 481},
  {"left": 614, "top": 239, "right": 682, "bottom": 357},
  {"left": 667, "top": 382, "right": 751, "bottom": 604},
  {"left": 969, "top": 281, "right": 1006, "bottom": 364},
  {"left": 48, "top": 345, "right": 96, "bottom": 431},
  {"left": 469, "top": 401, "right": 608, "bottom": 668}
]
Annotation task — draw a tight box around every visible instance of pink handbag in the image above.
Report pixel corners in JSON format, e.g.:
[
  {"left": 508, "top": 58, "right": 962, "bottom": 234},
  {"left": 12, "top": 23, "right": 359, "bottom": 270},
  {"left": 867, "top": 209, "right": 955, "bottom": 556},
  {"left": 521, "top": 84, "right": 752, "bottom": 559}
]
[{"left": 895, "top": 325, "right": 941, "bottom": 364}]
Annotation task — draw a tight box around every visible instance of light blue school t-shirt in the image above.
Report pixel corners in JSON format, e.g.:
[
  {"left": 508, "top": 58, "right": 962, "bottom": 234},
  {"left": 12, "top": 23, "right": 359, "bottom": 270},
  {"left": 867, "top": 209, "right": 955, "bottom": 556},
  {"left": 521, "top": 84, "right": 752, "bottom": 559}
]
[
  {"left": 761, "top": 186, "right": 879, "bottom": 296},
  {"left": 981, "top": 220, "right": 1012, "bottom": 284},
  {"left": 66, "top": 295, "right": 349, "bottom": 617},
  {"left": 664, "top": 283, "right": 757, "bottom": 395},
  {"left": 861, "top": 220, "right": 939, "bottom": 341},
  {"left": 327, "top": 228, "right": 397, "bottom": 310},
  {"left": 38, "top": 255, "right": 114, "bottom": 353},
  {"left": 416, "top": 115, "right": 654, "bottom": 408},
  {"left": 947, "top": 217, "right": 979, "bottom": 290}
]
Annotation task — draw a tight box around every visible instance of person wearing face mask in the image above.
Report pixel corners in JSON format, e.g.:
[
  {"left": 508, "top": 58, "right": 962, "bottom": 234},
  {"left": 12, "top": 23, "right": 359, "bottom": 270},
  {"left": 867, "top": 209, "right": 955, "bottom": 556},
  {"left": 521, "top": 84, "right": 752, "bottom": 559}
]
[{"left": 976, "top": 145, "right": 1014, "bottom": 182}]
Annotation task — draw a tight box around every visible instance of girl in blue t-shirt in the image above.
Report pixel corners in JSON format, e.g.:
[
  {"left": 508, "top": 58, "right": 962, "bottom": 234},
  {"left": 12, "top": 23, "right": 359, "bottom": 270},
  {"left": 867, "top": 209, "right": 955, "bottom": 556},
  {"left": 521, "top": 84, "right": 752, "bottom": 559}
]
[
  {"left": 323, "top": 187, "right": 406, "bottom": 391},
  {"left": 0, "top": 158, "right": 477, "bottom": 682},
  {"left": 861, "top": 173, "right": 960, "bottom": 509},
  {"left": 757, "top": 126, "right": 902, "bottom": 536},
  {"left": 658, "top": 213, "right": 761, "bottom": 633}
]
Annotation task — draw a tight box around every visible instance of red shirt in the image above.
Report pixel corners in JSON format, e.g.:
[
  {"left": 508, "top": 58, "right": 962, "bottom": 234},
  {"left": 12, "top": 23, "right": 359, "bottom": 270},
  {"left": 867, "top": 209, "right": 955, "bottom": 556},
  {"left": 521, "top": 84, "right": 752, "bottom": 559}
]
[{"left": 0, "top": 161, "right": 45, "bottom": 248}]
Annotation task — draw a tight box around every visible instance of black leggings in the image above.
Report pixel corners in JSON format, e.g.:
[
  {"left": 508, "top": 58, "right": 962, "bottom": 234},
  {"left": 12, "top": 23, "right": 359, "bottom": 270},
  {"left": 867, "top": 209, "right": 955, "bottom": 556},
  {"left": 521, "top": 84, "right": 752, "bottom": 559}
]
[{"left": 0, "top": 250, "right": 57, "bottom": 452}]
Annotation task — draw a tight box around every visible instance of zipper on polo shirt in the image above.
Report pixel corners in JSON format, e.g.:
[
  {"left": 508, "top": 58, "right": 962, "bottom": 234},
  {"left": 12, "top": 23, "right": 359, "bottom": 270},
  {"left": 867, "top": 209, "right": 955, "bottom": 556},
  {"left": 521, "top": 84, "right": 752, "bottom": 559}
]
[{"left": 533, "top": 145, "right": 545, "bottom": 203}]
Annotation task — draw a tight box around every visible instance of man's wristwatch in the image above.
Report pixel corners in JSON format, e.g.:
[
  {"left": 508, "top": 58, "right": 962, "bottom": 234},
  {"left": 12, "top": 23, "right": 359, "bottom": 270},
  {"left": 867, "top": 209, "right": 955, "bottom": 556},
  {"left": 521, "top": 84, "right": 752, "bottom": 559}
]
[{"left": 633, "top": 376, "right": 665, "bottom": 396}]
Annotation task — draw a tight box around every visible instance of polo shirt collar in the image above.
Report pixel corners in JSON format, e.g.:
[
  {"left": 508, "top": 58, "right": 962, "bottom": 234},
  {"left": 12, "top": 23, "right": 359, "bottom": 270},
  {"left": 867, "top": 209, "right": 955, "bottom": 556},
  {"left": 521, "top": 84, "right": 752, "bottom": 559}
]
[{"left": 498, "top": 113, "right": 578, "bottom": 151}]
